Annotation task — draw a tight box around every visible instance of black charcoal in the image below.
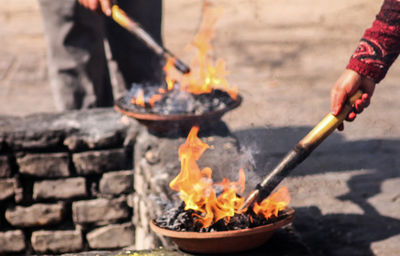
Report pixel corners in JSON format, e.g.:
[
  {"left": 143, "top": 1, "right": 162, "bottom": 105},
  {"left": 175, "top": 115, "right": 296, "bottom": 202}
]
[
  {"left": 154, "top": 199, "right": 289, "bottom": 232},
  {"left": 118, "top": 82, "right": 236, "bottom": 116}
]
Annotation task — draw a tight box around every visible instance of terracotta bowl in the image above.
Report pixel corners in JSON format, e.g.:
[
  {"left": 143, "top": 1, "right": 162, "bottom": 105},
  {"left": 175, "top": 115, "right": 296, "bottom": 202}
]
[
  {"left": 150, "top": 207, "right": 295, "bottom": 254},
  {"left": 114, "top": 94, "right": 242, "bottom": 133}
]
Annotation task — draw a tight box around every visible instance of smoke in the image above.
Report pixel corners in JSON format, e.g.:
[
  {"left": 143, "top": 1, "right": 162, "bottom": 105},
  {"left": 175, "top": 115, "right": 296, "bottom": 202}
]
[
  {"left": 238, "top": 144, "right": 258, "bottom": 170},
  {"left": 237, "top": 144, "right": 264, "bottom": 194},
  {"left": 149, "top": 192, "right": 182, "bottom": 214}
]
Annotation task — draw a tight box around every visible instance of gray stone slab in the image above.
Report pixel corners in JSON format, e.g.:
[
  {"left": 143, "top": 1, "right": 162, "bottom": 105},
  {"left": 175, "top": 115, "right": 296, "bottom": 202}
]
[
  {"left": 17, "top": 152, "right": 70, "bottom": 178},
  {"left": 0, "top": 155, "right": 12, "bottom": 177},
  {"left": 0, "top": 178, "right": 16, "bottom": 201},
  {"left": 5, "top": 202, "right": 64, "bottom": 228},
  {"left": 0, "top": 108, "right": 136, "bottom": 151},
  {"left": 33, "top": 177, "right": 87, "bottom": 200},
  {"left": 72, "top": 197, "right": 129, "bottom": 225},
  {"left": 126, "top": 193, "right": 134, "bottom": 208},
  {"left": 0, "top": 113, "right": 67, "bottom": 150},
  {"left": 99, "top": 170, "right": 133, "bottom": 196},
  {"left": 73, "top": 148, "right": 129, "bottom": 176},
  {"left": 86, "top": 223, "right": 134, "bottom": 249},
  {"left": 0, "top": 230, "right": 25, "bottom": 253},
  {"left": 62, "top": 109, "right": 139, "bottom": 151},
  {"left": 31, "top": 229, "right": 83, "bottom": 253}
]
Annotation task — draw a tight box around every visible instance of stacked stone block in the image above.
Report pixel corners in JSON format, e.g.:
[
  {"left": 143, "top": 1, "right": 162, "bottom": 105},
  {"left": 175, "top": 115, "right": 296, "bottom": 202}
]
[
  {"left": 0, "top": 108, "right": 249, "bottom": 254},
  {"left": 0, "top": 109, "right": 138, "bottom": 255}
]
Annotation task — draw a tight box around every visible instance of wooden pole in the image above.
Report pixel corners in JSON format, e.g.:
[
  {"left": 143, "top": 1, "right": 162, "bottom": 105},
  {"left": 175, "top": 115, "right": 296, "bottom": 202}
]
[
  {"left": 111, "top": 5, "right": 190, "bottom": 74},
  {"left": 239, "top": 90, "right": 363, "bottom": 212}
]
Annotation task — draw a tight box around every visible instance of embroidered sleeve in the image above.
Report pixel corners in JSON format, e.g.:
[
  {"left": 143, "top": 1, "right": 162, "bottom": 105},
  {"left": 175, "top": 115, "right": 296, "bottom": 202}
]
[{"left": 347, "top": 0, "right": 400, "bottom": 83}]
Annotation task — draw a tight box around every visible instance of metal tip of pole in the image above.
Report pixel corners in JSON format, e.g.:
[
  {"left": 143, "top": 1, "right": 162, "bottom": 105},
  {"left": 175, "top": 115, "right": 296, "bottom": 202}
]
[
  {"left": 173, "top": 59, "right": 191, "bottom": 74},
  {"left": 238, "top": 190, "right": 259, "bottom": 214}
]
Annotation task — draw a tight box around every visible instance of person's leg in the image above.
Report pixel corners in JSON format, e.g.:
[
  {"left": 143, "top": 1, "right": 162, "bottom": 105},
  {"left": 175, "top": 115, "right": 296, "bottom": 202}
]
[
  {"left": 39, "top": 0, "right": 113, "bottom": 110},
  {"left": 106, "top": 0, "right": 163, "bottom": 88}
]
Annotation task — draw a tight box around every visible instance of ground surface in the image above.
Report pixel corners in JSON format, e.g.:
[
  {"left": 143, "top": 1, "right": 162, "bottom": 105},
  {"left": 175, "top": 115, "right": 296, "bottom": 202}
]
[{"left": 1, "top": 1, "right": 399, "bottom": 255}]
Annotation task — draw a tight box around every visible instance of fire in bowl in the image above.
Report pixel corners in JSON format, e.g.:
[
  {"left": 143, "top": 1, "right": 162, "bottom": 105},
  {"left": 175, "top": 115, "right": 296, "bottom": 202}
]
[
  {"left": 149, "top": 126, "right": 295, "bottom": 254},
  {"left": 115, "top": 3, "right": 243, "bottom": 133},
  {"left": 114, "top": 91, "right": 242, "bottom": 133},
  {"left": 150, "top": 207, "right": 295, "bottom": 254}
]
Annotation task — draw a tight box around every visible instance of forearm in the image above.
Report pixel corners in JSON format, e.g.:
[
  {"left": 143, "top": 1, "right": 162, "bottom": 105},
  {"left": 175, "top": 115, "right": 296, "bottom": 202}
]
[{"left": 347, "top": 0, "right": 400, "bottom": 83}]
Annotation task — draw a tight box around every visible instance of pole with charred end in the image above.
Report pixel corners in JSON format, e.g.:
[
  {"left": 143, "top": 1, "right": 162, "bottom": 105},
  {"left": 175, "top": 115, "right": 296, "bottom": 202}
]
[
  {"left": 239, "top": 90, "right": 363, "bottom": 213},
  {"left": 111, "top": 5, "right": 191, "bottom": 74}
]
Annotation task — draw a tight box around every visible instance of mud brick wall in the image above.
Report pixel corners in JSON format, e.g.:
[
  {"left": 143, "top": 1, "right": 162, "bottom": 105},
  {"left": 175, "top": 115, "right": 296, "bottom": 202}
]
[{"left": 0, "top": 109, "right": 139, "bottom": 255}]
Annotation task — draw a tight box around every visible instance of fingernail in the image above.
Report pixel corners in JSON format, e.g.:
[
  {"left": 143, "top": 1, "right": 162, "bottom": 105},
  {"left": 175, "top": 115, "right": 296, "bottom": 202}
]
[
  {"left": 347, "top": 112, "right": 356, "bottom": 121},
  {"left": 355, "top": 99, "right": 363, "bottom": 112}
]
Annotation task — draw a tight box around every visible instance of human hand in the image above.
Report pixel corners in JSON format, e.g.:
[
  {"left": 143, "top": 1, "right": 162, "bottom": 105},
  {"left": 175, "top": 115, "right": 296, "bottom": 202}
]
[
  {"left": 330, "top": 69, "right": 375, "bottom": 131},
  {"left": 78, "top": 0, "right": 113, "bottom": 16}
]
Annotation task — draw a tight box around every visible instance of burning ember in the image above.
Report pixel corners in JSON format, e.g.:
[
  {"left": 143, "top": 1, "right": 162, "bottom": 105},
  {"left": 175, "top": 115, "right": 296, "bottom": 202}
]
[
  {"left": 123, "top": 2, "right": 238, "bottom": 116},
  {"left": 155, "top": 126, "right": 290, "bottom": 232}
]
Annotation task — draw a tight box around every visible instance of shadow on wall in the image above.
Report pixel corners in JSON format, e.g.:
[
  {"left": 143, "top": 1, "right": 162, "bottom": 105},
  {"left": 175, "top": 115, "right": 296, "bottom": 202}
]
[{"left": 234, "top": 126, "right": 400, "bottom": 256}]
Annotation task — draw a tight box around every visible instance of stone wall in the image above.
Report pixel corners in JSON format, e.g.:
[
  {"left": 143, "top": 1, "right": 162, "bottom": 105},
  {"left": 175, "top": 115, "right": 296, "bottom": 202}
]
[
  {"left": 0, "top": 108, "right": 251, "bottom": 255},
  {"left": 0, "top": 109, "right": 139, "bottom": 255}
]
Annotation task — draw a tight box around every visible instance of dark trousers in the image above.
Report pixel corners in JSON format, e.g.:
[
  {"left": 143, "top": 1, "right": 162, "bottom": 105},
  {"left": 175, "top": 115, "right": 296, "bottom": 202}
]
[{"left": 39, "top": 0, "right": 162, "bottom": 110}]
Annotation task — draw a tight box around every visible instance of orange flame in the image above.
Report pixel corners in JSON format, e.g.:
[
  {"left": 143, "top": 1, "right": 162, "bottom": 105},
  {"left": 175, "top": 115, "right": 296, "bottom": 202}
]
[
  {"left": 131, "top": 89, "right": 163, "bottom": 108},
  {"left": 181, "top": 2, "right": 238, "bottom": 99},
  {"left": 131, "top": 89, "right": 145, "bottom": 107},
  {"left": 159, "top": 2, "right": 238, "bottom": 101},
  {"left": 170, "top": 126, "right": 290, "bottom": 228},
  {"left": 148, "top": 94, "right": 163, "bottom": 107},
  {"left": 253, "top": 187, "right": 290, "bottom": 220},
  {"left": 163, "top": 57, "right": 176, "bottom": 91},
  {"left": 131, "top": 2, "right": 238, "bottom": 108}
]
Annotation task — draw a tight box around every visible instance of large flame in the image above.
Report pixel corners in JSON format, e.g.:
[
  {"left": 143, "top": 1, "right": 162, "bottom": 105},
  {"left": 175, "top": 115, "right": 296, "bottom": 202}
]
[
  {"left": 181, "top": 2, "right": 238, "bottom": 99},
  {"left": 132, "top": 2, "right": 238, "bottom": 108},
  {"left": 171, "top": 2, "right": 238, "bottom": 99},
  {"left": 170, "top": 126, "right": 290, "bottom": 228}
]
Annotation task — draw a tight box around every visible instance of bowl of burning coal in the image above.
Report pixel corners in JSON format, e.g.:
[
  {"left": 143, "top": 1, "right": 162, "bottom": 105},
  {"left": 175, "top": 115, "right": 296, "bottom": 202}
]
[
  {"left": 150, "top": 126, "right": 295, "bottom": 254},
  {"left": 115, "top": 3, "right": 243, "bottom": 133},
  {"left": 114, "top": 3, "right": 248, "bottom": 134},
  {"left": 115, "top": 82, "right": 242, "bottom": 133},
  {"left": 151, "top": 207, "right": 295, "bottom": 254}
]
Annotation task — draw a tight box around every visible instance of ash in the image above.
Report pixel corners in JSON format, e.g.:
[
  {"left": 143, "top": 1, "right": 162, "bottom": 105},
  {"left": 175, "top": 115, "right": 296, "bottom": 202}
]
[
  {"left": 120, "top": 82, "right": 236, "bottom": 115},
  {"left": 154, "top": 201, "right": 288, "bottom": 232}
]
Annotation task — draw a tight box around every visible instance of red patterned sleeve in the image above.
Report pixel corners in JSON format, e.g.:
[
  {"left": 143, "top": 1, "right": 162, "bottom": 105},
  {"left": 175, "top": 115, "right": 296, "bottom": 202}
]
[{"left": 347, "top": 0, "right": 400, "bottom": 83}]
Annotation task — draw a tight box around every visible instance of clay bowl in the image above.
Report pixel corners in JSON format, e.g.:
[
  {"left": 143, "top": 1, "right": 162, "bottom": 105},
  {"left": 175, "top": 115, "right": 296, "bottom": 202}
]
[
  {"left": 150, "top": 207, "right": 295, "bottom": 254},
  {"left": 114, "top": 94, "right": 242, "bottom": 133}
]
